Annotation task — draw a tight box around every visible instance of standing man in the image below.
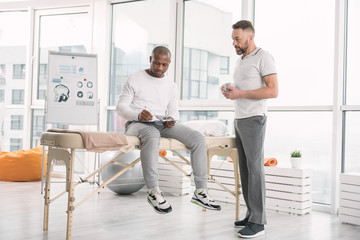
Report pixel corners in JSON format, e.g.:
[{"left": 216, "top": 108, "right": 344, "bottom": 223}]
[
  {"left": 222, "top": 20, "right": 278, "bottom": 238},
  {"left": 117, "top": 46, "right": 221, "bottom": 214}
]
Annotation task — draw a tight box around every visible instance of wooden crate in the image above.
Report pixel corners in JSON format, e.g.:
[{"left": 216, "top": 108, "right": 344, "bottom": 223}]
[
  {"left": 208, "top": 162, "right": 312, "bottom": 215},
  {"left": 339, "top": 172, "right": 360, "bottom": 226},
  {"left": 264, "top": 166, "right": 312, "bottom": 215}
]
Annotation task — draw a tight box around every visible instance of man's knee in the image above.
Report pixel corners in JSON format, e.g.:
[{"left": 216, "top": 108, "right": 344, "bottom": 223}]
[
  {"left": 187, "top": 130, "right": 206, "bottom": 148},
  {"left": 138, "top": 127, "right": 161, "bottom": 142}
]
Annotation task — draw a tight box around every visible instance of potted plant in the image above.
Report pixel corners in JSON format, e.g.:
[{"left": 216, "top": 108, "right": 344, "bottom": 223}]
[{"left": 290, "top": 150, "right": 302, "bottom": 168}]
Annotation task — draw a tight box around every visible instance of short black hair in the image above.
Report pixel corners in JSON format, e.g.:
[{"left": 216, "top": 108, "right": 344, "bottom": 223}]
[
  {"left": 232, "top": 20, "right": 255, "bottom": 35},
  {"left": 152, "top": 46, "right": 171, "bottom": 58}
]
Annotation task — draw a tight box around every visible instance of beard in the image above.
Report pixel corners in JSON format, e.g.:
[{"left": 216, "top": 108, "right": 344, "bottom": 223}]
[
  {"left": 235, "top": 40, "right": 249, "bottom": 55},
  {"left": 236, "top": 46, "right": 248, "bottom": 55}
]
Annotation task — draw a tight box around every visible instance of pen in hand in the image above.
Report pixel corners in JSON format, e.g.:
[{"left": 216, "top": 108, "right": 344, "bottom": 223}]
[{"left": 139, "top": 106, "right": 159, "bottom": 121}]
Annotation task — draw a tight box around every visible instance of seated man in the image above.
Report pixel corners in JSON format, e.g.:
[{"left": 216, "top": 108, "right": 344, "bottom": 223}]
[{"left": 116, "top": 46, "right": 221, "bottom": 214}]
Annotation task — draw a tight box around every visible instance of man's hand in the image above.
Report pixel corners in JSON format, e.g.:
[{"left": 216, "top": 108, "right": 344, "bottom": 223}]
[
  {"left": 163, "top": 116, "right": 176, "bottom": 128},
  {"left": 221, "top": 85, "right": 241, "bottom": 100},
  {"left": 138, "top": 109, "right": 153, "bottom": 121}
]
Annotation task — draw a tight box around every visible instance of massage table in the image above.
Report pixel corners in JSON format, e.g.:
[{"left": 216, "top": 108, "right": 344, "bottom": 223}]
[{"left": 40, "top": 131, "right": 240, "bottom": 240}]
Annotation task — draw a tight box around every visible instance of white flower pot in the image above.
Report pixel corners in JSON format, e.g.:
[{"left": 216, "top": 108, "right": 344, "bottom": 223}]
[{"left": 290, "top": 157, "right": 303, "bottom": 169}]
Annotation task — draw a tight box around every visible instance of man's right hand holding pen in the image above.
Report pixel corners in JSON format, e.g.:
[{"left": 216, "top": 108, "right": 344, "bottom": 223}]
[{"left": 138, "top": 109, "right": 153, "bottom": 122}]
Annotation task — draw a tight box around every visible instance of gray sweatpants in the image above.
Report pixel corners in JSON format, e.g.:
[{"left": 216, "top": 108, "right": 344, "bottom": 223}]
[
  {"left": 125, "top": 121, "right": 208, "bottom": 190},
  {"left": 234, "top": 116, "right": 267, "bottom": 225}
]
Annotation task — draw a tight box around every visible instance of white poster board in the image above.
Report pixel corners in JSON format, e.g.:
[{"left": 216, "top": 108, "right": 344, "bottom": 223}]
[{"left": 46, "top": 51, "right": 98, "bottom": 125}]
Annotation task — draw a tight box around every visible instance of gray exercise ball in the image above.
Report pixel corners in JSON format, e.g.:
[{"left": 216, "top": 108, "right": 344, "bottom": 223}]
[{"left": 101, "top": 150, "right": 145, "bottom": 195}]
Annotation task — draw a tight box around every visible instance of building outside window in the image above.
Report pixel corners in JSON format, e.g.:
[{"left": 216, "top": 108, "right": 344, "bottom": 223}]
[
  {"left": 39, "top": 64, "right": 47, "bottom": 85},
  {"left": 0, "top": 64, "right": 5, "bottom": 84},
  {"left": 13, "top": 64, "right": 26, "bottom": 79},
  {"left": 12, "top": 89, "right": 24, "bottom": 105},
  {"left": 0, "top": 89, "right": 4, "bottom": 102},
  {"left": 220, "top": 56, "right": 229, "bottom": 75},
  {"left": 10, "top": 138, "right": 22, "bottom": 152},
  {"left": 11, "top": 115, "right": 23, "bottom": 130},
  {"left": 254, "top": 0, "right": 335, "bottom": 205}
]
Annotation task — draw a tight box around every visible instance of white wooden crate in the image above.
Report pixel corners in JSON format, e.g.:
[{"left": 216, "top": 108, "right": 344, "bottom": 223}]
[
  {"left": 157, "top": 156, "right": 191, "bottom": 195},
  {"left": 208, "top": 162, "right": 312, "bottom": 215},
  {"left": 339, "top": 172, "right": 360, "bottom": 226},
  {"left": 208, "top": 159, "right": 240, "bottom": 204},
  {"left": 264, "top": 166, "right": 312, "bottom": 215}
]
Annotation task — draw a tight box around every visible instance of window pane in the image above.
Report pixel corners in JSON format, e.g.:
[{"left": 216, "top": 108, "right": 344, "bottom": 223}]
[
  {"left": 255, "top": 0, "right": 335, "bottom": 106},
  {"left": 11, "top": 115, "right": 23, "bottom": 130},
  {"left": 12, "top": 90, "right": 24, "bottom": 104},
  {"left": 346, "top": 0, "right": 360, "bottom": 105},
  {"left": 109, "top": 0, "right": 171, "bottom": 105},
  {"left": 37, "top": 12, "right": 90, "bottom": 100},
  {"left": 31, "top": 109, "right": 45, "bottom": 148},
  {"left": 265, "top": 112, "right": 333, "bottom": 204},
  {"left": 10, "top": 138, "right": 22, "bottom": 152},
  {"left": 344, "top": 112, "right": 360, "bottom": 173},
  {"left": 182, "top": 0, "right": 241, "bottom": 100},
  {"left": 13, "top": 64, "right": 26, "bottom": 79},
  {"left": 3, "top": 109, "right": 25, "bottom": 151},
  {"left": 0, "top": 11, "right": 28, "bottom": 151},
  {"left": 0, "top": 89, "right": 4, "bottom": 102}
]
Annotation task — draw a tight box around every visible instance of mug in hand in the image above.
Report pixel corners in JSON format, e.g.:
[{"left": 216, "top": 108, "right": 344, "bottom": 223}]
[{"left": 224, "top": 82, "right": 234, "bottom": 92}]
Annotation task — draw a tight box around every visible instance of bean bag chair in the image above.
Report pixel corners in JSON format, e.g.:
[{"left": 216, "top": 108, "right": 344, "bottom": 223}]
[{"left": 0, "top": 146, "right": 47, "bottom": 182}]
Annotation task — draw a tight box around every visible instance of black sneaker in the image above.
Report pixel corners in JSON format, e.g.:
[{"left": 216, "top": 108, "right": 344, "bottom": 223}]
[
  {"left": 191, "top": 188, "right": 221, "bottom": 211},
  {"left": 238, "top": 222, "right": 265, "bottom": 238},
  {"left": 234, "top": 217, "right": 249, "bottom": 228},
  {"left": 147, "top": 187, "right": 172, "bottom": 214}
]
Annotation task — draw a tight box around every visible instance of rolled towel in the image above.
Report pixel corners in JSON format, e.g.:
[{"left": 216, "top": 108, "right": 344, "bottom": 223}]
[{"left": 264, "top": 157, "right": 278, "bottom": 166}]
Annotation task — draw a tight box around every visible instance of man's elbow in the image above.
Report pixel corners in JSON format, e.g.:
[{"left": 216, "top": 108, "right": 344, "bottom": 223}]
[
  {"left": 269, "top": 88, "right": 278, "bottom": 98},
  {"left": 272, "top": 90, "right": 278, "bottom": 98}
]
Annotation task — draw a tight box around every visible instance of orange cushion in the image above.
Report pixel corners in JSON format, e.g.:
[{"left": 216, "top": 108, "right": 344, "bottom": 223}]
[{"left": 0, "top": 146, "right": 47, "bottom": 182}]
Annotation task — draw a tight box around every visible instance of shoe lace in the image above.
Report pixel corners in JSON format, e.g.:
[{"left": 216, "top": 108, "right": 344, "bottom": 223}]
[
  {"left": 198, "top": 189, "right": 214, "bottom": 202},
  {"left": 152, "top": 191, "right": 166, "bottom": 204}
]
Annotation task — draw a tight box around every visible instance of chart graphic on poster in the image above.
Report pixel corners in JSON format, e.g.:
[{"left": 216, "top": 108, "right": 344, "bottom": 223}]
[{"left": 46, "top": 51, "right": 98, "bottom": 125}]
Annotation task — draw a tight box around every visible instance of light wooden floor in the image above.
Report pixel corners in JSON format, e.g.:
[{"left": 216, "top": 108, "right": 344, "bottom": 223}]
[{"left": 0, "top": 181, "right": 359, "bottom": 240}]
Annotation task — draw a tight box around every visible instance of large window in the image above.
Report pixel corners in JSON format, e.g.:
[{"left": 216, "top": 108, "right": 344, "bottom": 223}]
[
  {"left": 109, "top": 0, "right": 172, "bottom": 132},
  {"left": 343, "top": 0, "right": 360, "bottom": 173},
  {"left": 346, "top": 0, "right": 360, "bottom": 105},
  {"left": 0, "top": 11, "right": 28, "bottom": 151},
  {"left": 109, "top": 0, "right": 172, "bottom": 106},
  {"left": 265, "top": 111, "right": 332, "bottom": 204},
  {"left": 182, "top": 0, "right": 241, "bottom": 100},
  {"left": 34, "top": 8, "right": 90, "bottom": 101},
  {"left": 255, "top": 0, "right": 335, "bottom": 106},
  {"left": 254, "top": 0, "right": 335, "bottom": 205}
]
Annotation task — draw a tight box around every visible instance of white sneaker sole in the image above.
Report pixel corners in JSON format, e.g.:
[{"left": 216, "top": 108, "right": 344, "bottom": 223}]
[
  {"left": 190, "top": 198, "right": 221, "bottom": 211},
  {"left": 238, "top": 229, "right": 265, "bottom": 238}
]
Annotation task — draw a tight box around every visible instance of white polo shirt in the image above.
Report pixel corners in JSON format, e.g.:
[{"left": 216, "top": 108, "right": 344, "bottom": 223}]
[{"left": 233, "top": 48, "right": 277, "bottom": 119}]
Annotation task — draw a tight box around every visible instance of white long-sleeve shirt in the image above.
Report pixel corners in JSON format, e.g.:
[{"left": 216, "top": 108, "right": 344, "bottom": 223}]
[{"left": 116, "top": 70, "right": 179, "bottom": 121}]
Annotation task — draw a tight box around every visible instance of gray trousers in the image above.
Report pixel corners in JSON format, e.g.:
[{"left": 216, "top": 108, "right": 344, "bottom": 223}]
[
  {"left": 125, "top": 122, "right": 208, "bottom": 190},
  {"left": 234, "top": 116, "right": 267, "bottom": 225}
]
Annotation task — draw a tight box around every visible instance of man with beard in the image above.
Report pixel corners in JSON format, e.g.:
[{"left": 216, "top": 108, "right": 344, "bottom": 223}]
[
  {"left": 222, "top": 20, "right": 278, "bottom": 238},
  {"left": 117, "top": 46, "right": 221, "bottom": 215}
]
